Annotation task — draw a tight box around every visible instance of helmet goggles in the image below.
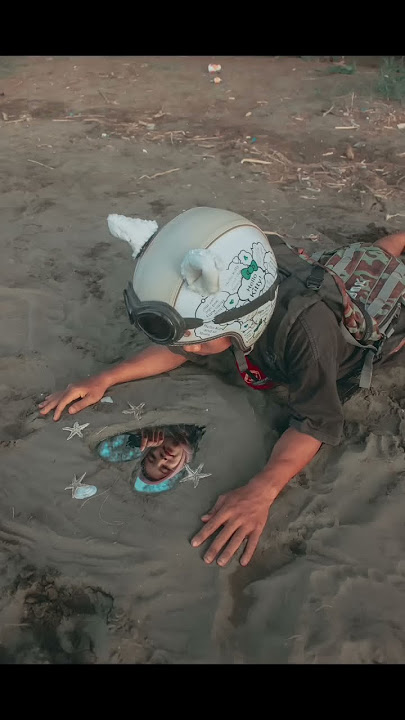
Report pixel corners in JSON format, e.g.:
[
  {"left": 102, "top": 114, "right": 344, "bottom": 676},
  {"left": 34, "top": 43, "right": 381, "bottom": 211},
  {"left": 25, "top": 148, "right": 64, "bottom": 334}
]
[{"left": 123, "top": 275, "right": 280, "bottom": 346}]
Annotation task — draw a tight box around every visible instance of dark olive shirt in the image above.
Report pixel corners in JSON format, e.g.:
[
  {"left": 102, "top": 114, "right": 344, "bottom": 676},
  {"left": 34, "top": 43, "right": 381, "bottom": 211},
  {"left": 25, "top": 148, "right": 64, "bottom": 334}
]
[
  {"left": 250, "top": 302, "right": 363, "bottom": 445},
  {"left": 171, "top": 301, "right": 404, "bottom": 446}
]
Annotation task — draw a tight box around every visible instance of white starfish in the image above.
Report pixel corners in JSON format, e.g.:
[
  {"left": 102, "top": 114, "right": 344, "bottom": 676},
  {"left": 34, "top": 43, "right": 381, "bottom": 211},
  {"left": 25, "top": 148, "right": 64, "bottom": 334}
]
[
  {"left": 62, "top": 421, "right": 90, "bottom": 440},
  {"left": 179, "top": 463, "right": 212, "bottom": 489},
  {"left": 64, "top": 472, "right": 87, "bottom": 498},
  {"left": 122, "top": 402, "right": 145, "bottom": 421}
]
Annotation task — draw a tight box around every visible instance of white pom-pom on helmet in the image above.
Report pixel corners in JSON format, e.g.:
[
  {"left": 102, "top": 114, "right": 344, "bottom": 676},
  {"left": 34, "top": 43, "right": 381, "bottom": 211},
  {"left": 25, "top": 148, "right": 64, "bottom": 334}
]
[{"left": 115, "top": 207, "right": 279, "bottom": 353}]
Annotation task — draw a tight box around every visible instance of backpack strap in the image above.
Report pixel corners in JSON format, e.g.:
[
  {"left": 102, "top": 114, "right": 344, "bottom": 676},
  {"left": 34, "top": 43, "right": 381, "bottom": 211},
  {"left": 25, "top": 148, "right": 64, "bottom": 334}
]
[
  {"left": 305, "top": 264, "right": 326, "bottom": 290},
  {"left": 338, "top": 323, "right": 379, "bottom": 388},
  {"left": 277, "top": 241, "right": 391, "bottom": 389},
  {"left": 359, "top": 350, "right": 375, "bottom": 389},
  {"left": 339, "top": 322, "right": 377, "bottom": 352}
]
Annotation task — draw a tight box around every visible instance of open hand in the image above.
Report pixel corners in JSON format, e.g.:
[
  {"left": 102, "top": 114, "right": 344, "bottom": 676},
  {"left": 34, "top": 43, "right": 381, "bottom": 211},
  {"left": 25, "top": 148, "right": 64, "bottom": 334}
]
[
  {"left": 38, "top": 377, "right": 109, "bottom": 421},
  {"left": 140, "top": 428, "right": 165, "bottom": 451},
  {"left": 191, "top": 483, "right": 273, "bottom": 567}
]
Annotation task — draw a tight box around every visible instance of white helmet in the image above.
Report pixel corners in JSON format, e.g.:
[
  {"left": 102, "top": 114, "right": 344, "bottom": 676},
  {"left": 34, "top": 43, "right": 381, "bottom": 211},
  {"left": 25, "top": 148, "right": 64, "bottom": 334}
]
[{"left": 115, "top": 207, "right": 279, "bottom": 352}]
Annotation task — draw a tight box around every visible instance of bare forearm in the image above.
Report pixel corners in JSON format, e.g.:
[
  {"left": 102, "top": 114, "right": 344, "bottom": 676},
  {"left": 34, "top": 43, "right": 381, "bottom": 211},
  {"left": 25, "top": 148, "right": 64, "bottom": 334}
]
[
  {"left": 98, "top": 345, "right": 187, "bottom": 389},
  {"left": 374, "top": 232, "right": 405, "bottom": 257},
  {"left": 249, "top": 427, "right": 322, "bottom": 502}
]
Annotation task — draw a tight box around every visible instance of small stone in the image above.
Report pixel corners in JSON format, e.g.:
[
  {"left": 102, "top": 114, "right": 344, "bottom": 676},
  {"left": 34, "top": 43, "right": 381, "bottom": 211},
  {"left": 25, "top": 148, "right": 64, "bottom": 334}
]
[{"left": 345, "top": 145, "right": 355, "bottom": 160}]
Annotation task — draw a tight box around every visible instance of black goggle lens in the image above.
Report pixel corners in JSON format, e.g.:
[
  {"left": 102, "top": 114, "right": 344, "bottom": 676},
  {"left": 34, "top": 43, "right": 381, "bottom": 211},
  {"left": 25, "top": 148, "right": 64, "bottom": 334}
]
[{"left": 136, "top": 313, "right": 175, "bottom": 343}]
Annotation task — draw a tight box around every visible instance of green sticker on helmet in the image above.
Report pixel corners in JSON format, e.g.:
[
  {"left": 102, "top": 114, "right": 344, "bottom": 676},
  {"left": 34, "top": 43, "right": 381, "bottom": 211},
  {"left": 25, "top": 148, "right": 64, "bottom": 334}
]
[{"left": 241, "top": 260, "right": 258, "bottom": 280}]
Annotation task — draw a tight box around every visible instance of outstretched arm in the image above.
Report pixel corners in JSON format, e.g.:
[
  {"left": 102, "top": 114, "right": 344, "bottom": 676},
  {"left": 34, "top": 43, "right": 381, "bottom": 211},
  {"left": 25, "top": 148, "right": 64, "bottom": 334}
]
[
  {"left": 39, "top": 345, "right": 187, "bottom": 420},
  {"left": 191, "top": 427, "right": 321, "bottom": 566}
]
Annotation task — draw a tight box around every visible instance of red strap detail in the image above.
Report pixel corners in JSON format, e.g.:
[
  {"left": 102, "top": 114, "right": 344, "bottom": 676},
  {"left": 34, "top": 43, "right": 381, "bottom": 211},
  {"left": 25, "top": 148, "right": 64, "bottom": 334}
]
[
  {"left": 386, "top": 337, "right": 405, "bottom": 358},
  {"left": 235, "top": 354, "right": 277, "bottom": 391}
]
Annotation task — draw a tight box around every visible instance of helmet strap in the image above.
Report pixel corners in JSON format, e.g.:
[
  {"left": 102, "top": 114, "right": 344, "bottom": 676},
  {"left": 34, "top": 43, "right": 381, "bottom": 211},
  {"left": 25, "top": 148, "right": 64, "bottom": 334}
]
[
  {"left": 232, "top": 344, "right": 249, "bottom": 373},
  {"left": 231, "top": 344, "right": 276, "bottom": 390}
]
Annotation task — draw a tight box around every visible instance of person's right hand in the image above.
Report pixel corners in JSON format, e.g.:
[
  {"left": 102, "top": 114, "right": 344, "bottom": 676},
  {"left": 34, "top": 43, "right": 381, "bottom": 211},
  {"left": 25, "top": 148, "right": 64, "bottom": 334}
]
[
  {"left": 38, "top": 377, "right": 109, "bottom": 421},
  {"left": 140, "top": 428, "right": 165, "bottom": 451}
]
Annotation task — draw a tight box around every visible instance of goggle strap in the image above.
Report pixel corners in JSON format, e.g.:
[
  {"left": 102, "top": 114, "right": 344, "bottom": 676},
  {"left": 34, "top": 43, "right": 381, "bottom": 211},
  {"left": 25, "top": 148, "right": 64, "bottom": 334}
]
[
  {"left": 213, "top": 275, "right": 280, "bottom": 324},
  {"left": 124, "top": 274, "right": 280, "bottom": 339}
]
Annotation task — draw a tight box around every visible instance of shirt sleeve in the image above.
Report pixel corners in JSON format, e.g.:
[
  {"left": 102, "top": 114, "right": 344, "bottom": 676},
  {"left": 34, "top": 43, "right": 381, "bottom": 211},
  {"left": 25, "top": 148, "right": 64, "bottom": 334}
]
[{"left": 284, "top": 307, "right": 344, "bottom": 446}]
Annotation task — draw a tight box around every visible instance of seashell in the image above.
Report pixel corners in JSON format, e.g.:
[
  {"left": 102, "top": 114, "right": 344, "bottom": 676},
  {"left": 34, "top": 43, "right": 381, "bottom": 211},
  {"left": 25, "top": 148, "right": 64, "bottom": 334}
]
[{"left": 73, "top": 484, "right": 97, "bottom": 500}]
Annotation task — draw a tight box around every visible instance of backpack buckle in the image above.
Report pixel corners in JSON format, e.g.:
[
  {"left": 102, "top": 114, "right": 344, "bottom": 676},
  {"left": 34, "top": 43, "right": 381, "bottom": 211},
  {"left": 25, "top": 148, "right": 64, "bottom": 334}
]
[{"left": 306, "top": 265, "right": 325, "bottom": 291}]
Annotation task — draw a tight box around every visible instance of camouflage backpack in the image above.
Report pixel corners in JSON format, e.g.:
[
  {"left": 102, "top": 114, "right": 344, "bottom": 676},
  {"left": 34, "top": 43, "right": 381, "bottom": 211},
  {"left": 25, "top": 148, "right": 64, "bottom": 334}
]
[{"left": 265, "top": 236, "right": 405, "bottom": 389}]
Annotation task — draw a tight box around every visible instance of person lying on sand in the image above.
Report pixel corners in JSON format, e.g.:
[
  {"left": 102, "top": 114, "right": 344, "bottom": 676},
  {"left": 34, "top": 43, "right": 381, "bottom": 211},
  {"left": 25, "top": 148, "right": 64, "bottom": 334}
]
[{"left": 39, "top": 208, "right": 405, "bottom": 567}]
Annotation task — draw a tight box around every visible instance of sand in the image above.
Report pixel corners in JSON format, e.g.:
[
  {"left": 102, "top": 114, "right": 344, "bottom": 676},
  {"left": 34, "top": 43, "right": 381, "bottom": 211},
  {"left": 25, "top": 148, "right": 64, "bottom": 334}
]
[{"left": 1, "top": 56, "right": 405, "bottom": 664}]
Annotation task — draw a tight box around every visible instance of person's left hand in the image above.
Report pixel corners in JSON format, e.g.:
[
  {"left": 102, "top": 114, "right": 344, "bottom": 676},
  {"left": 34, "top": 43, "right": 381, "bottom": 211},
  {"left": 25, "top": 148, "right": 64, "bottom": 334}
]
[{"left": 191, "top": 483, "right": 274, "bottom": 567}]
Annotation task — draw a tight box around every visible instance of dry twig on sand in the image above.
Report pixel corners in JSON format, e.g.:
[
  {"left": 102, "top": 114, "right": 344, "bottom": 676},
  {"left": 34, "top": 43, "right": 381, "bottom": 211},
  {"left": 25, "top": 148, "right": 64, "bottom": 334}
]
[
  {"left": 241, "top": 159, "right": 273, "bottom": 165},
  {"left": 335, "top": 125, "right": 359, "bottom": 130},
  {"left": 267, "top": 149, "right": 292, "bottom": 166},
  {"left": 98, "top": 89, "right": 110, "bottom": 103},
  {"left": 4, "top": 117, "right": 30, "bottom": 124},
  {"left": 137, "top": 168, "right": 180, "bottom": 181},
  {"left": 192, "top": 136, "right": 223, "bottom": 141},
  {"left": 386, "top": 212, "right": 405, "bottom": 220},
  {"left": 27, "top": 159, "right": 54, "bottom": 170}
]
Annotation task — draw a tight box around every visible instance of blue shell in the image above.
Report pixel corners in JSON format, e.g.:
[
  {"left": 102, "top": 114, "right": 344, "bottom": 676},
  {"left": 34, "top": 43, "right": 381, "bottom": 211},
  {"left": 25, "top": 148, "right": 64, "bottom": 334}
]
[{"left": 74, "top": 485, "right": 98, "bottom": 500}]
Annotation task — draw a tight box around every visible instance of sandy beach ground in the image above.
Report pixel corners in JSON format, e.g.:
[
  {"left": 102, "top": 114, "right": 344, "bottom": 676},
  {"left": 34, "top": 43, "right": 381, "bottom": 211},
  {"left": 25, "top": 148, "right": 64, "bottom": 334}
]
[{"left": 0, "top": 56, "right": 405, "bottom": 663}]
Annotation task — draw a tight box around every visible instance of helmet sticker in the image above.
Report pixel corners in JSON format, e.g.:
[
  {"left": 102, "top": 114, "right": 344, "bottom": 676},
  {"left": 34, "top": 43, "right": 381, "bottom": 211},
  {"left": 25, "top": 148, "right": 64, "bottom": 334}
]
[
  {"left": 192, "top": 242, "right": 276, "bottom": 342},
  {"left": 174, "top": 225, "right": 278, "bottom": 348}
]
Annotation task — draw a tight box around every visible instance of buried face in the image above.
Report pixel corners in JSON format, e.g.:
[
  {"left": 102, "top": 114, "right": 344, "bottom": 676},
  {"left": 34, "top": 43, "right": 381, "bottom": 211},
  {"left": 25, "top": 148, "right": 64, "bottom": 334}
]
[{"left": 143, "top": 436, "right": 188, "bottom": 481}]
